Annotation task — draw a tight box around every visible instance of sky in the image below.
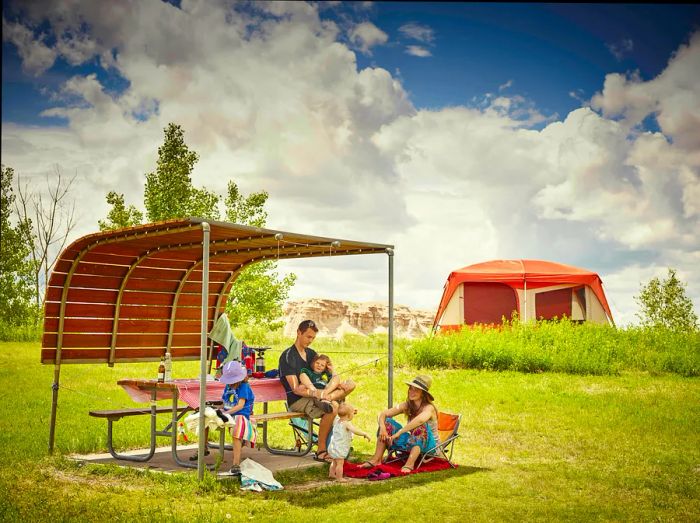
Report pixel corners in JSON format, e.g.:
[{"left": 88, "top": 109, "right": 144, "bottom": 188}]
[{"left": 2, "top": 1, "right": 700, "bottom": 326}]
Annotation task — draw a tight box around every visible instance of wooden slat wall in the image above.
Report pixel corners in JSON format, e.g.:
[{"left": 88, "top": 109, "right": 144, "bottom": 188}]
[{"left": 41, "top": 219, "right": 390, "bottom": 365}]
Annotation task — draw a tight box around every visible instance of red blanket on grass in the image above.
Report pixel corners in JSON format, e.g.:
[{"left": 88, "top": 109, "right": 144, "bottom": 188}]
[{"left": 344, "top": 458, "right": 455, "bottom": 479}]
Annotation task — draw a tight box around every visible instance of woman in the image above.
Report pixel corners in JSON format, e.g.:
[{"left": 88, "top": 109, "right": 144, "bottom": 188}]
[{"left": 360, "top": 374, "right": 439, "bottom": 473}]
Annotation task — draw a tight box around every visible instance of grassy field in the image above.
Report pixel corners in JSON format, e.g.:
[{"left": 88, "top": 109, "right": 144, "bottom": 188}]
[{"left": 1, "top": 340, "right": 699, "bottom": 522}]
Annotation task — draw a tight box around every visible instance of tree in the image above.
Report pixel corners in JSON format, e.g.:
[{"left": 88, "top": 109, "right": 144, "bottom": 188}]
[
  {"left": 135, "top": 123, "right": 295, "bottom": 327},
  {"left": 635, "top": 268, "right": 698, "bottom": 332},
  {"left": 15, "top": 166, "right": 77, "bottom": 310},
  {"left": 224, "top": 181, "right": 296, "bottom": 327},
  {"left": 0, "top": 165, "right": 38, "bottom": 326},
  {"left": 144, "top": 123, "right": 219, "bottom": 221},
  {"left": 98, "top": 191, "right": 144, "bottom": 231}
]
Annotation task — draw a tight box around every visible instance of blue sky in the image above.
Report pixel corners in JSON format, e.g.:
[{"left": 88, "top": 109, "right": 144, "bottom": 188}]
[
  {"left": 369, "top": 5, "right": 698, "bottom": 114},
  {"left": 5, "top": 3, "right": 698, "bottom": 127},
  {"left": 2, "top": 1, "right": 699, "bottom": 325}
]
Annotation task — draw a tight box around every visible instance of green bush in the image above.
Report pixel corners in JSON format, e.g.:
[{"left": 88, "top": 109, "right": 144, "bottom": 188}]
[
  {"left": 400, "top": 319, "right": 700, "bottom": 376},
  {"left": 0, "top": 320, "right": 42, "bottom": 342}
]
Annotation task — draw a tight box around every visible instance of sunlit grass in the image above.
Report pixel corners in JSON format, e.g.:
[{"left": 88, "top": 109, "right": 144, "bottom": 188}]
[{"left": 1, "top": 341, "right": 699, "bottom": 522}]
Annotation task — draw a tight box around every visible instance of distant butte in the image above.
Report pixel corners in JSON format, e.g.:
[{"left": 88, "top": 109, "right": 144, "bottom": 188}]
[{"left": 282, "top": 298, "right": 435, "bottom": 339}]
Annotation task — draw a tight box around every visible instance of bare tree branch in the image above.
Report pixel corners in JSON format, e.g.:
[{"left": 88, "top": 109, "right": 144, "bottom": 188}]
[{"left": 14, "top": 166, "right": 77, "bottom": 308}]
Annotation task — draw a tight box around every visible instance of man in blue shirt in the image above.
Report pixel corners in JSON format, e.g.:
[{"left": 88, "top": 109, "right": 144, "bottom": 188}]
[{"left": 279, "top": 319, "right": 355, "bottom": 462}]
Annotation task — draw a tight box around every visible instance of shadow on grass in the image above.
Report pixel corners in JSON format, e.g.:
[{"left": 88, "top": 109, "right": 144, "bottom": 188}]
[{"left": 275, "top": 465, "right": 488, "bottom": 507}]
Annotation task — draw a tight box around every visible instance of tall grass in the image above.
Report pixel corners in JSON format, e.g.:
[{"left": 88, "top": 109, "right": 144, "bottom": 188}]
[
  {"left": 0, "top": 320, "right": 42, "bottom": 342},
  {"left": 399, "top": 320, "right": 700, "bottom": 376}
]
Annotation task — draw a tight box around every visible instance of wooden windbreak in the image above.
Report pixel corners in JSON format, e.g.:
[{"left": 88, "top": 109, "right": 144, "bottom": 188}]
[{"left": 41, "top": 218, "right": 391, "bottom": 365}]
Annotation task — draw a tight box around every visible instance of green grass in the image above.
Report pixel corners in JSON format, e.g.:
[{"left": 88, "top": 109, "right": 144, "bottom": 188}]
[
  {"left": 1, "top": 341, "right": 699, "bottom": 522},
  {"left": 402, "top": 320, "right": 700, "bottom": 376}
]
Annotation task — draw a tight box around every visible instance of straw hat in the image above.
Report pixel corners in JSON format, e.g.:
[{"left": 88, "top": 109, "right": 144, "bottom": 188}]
[
  {"left": 405, "top": 374, "right": 434, "bottom": 401},
  {"left": 219, "top": 361, "right": 247, "bottom": 384}
]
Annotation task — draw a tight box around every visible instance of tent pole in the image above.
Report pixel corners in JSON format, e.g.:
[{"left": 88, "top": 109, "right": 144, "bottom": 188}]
[
  {"left": 48, "top": 364, "right": 61, "bottom": 453},
  {"left": 198, "top": 222, "right": 211, "bottom": 481},
  {"left": 523, "top": 278, "right": 527, "bottom": 323},
  {"left": 387, "top": 248, "right": 394, "bottom": 408}
]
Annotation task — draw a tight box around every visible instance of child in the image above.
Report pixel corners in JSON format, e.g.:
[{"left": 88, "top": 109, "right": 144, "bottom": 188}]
[
  {"left": 217, "top": 361, "right": 257, "bottom": 475},
  {"left": 327, "top": 403, "right": 371, "bottom": 482},
  {"left": 300, "top": 354, "right": 354, "bottom": 412}
]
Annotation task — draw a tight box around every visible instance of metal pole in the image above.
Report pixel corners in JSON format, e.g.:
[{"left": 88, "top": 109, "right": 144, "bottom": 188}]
[
  {"left": 198, "top": 223, "right": 210, "bottom": 481},
  {"left": 48, "top": 364, "right": 61, "bottom": 452},
  {"left": 387, "top": 248, "right": 394, "bottom": 408}
]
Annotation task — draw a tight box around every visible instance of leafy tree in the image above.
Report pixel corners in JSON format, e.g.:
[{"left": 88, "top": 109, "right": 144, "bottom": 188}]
[
  {"left": 144, "top": 123, "right": 219, "bottom": 221},
  {"left": 224, "top": 181, "right": 296, "bottom": 327},
  {"left": 135, "top": 124, "right": 295, "bottom": 327},
  {"left": 635, "top": 268, "right": 698, "bottom": 332},
  {"left": 98, "top": 191, "right": 143, "bottom": 231},
  {"left": 0, "top": 165, "right": 39, "bottom": 326}
]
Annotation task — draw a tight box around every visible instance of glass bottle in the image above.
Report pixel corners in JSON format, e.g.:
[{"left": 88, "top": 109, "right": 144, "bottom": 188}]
[{"left": 157, "top": 357, "right": 165, "bottom": 383}]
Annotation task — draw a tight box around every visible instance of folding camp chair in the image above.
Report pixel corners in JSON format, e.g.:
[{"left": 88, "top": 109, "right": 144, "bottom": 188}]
[
  {"left": 289, "top": 416, "right": 319, "bottom": 450},
  {"left": 387, "top": 411, "right": 461, "bottom": 469}
]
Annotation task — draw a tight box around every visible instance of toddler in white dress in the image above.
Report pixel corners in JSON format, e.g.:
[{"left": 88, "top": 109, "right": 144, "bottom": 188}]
[{"left": 327, "top": 403, "right": 371, "bottom": 482}]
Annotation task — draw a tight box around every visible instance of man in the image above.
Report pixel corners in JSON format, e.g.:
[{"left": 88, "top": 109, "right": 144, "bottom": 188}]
[{"left": 279, "top": 319, "right": 355, "bottom": 462}]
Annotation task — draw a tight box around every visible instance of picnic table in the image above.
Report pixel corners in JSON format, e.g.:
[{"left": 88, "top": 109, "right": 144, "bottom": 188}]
[{"left": 89, "top": 378, "right": 312, "bottom": 468}]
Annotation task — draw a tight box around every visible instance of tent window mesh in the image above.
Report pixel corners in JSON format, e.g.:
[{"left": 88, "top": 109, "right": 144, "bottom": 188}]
[
  {"left": 463, "top": 283, "right": 518, "bottom": 325},
  {"left": 535, "top": 288, "right": 572, "bottom": 320}
]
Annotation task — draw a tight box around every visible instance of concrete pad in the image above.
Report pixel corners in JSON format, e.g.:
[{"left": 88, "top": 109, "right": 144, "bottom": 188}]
[{"left": 70, "top": 444, "right": 324, "bottom": 478}]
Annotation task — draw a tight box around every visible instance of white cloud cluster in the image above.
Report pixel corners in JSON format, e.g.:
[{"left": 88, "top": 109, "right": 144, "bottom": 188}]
[
  {"left": 607, "top": 38, "right": 634, "bottom": 61},
  {"left": 349, "top": 21, "right": 388, "bottom": 55},
  {"left": 398, "top": 22, "right": 434, "bottom": 59},
  {"left": 2, "top": 2, "right": 698, "bottom": 324}
]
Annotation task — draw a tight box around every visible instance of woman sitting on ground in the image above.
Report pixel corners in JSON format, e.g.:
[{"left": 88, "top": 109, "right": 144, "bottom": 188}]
[{"left": 360, "top": 374, "right": 439, "bottom": 474}]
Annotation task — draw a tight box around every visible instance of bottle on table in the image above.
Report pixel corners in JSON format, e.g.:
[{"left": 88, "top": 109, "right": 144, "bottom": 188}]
[
  {"left": 157, "top": 357, "right": 165, "bottom": 383},
  {"left": 164, "top": 351, "right": 172, "bottom": 382}
]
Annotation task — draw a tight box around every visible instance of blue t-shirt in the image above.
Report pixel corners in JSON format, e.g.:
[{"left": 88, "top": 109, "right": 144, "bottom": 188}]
[{"left": 222, "top": 381, "right": 254, "bottom": 418}]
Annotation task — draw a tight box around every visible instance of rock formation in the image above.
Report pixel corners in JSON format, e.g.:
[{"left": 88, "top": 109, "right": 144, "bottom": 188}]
[{"left": 281, "top": 298, "right": 435, "bottom": 338}]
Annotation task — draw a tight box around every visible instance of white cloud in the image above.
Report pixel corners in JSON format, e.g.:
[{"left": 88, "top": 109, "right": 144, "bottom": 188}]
[
  {"left": 498, "top": 79, "right": 513, "bottom": 91},
  {"left": 2, "top": 3, "right": 699, "bottom": 324},
  {"left": 405, "top": 45, "right": 431, "bottom": 58},
  {"left": 2, "top": 18, "right": 57, "bottom": 75},
  {"left": 607, "top": 38, "right": 634, "bottom": 61},
  {"left": 399, "top": 22, "right": 434, "bottom": 43},
  {"left": 591, "top": 31, "right": 700, "bottom": 150},
  {"left": 349, "top": 21, "right": 388, "bottom": 55}
]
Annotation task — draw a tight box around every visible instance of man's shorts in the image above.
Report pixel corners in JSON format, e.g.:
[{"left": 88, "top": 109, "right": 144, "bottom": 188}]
[{"left": 289, "top": 397, "right": 327, "bottom": 419}]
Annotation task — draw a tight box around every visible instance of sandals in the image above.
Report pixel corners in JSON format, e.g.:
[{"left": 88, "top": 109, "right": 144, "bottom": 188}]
[
  {"left": 400, "top": 465, "right": 414, "bottom": 474},
  {"left": 367, "top": 471, "right": 392, "bottom": 481},
  {"left": 358, "top": 460, "right": 379, "bottom": 469},
  {"left": 313, "top": 450, "right": 332, "bottom": 463}
]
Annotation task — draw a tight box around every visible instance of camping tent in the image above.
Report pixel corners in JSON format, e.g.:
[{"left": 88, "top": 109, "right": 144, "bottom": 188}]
[{"left": 433, "top": 259, "right": 613, "bottom": 330}]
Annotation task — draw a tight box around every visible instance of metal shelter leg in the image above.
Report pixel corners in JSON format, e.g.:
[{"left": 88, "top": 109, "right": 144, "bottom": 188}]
[
  {"left": 387, "top": 248, "right": 394, "bottom": 408},
  {"left": 197, "top": 222, "right": 211, "bottom": 481},
  {"left": 48, "top": 364, "right": 61, "bottom": 453}
]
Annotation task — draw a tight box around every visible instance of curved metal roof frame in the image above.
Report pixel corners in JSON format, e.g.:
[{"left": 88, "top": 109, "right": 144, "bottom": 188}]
[{"left": 42, "top": 218, "right": 393, "bottom": 365}]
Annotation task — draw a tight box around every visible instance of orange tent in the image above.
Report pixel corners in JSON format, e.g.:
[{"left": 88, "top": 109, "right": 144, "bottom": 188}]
[{"left": 433, "top": 259, "right": 613, "bottom": 330}]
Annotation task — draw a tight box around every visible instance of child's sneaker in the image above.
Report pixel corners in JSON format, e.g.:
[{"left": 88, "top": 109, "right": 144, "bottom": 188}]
[{"left": 229, "top": 465, "right": 241, "bottom": 476}]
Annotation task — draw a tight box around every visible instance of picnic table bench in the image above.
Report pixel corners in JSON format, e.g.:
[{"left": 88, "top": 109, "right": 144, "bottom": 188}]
[{"left": 90, "top": 378, "right": 313, "bottom": 466}]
